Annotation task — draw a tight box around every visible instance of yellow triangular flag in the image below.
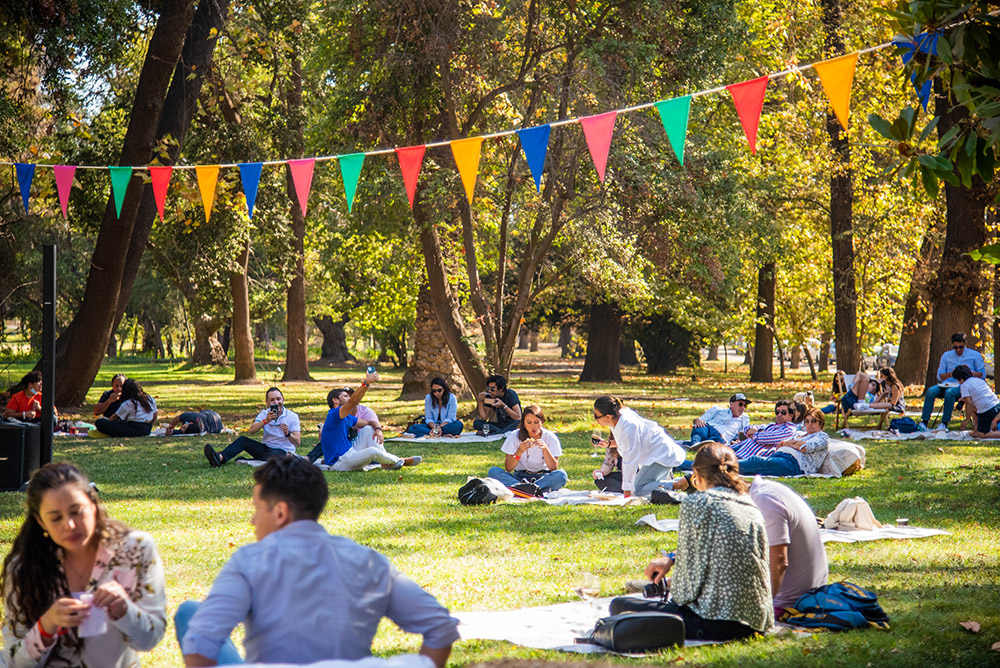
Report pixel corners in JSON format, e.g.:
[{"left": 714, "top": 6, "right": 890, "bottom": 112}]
[
  {"left": 196, "top": 165, "right": 220, "bottom": 222},
  {"left": 450, "top": 137, "right": 484, "bottom": 204},
  {"left": 813, "top": 52, "right": 858, "bottom": 131}
]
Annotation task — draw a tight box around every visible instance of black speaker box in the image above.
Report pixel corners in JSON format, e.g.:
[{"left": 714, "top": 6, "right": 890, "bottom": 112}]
[{"left": 0, "top": 423, "right": 41, "bottom": 491}]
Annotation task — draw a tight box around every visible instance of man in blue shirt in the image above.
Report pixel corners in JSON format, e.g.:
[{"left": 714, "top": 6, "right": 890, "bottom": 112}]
[
  {"left": 920, "top": 332, "right": 986, "bottom": 431},
  {"left": 178, "top": 456, "right": 458, "bottom": 667},
  {"left": 685, "top": 393, "right": 752, "bottom": 447}
]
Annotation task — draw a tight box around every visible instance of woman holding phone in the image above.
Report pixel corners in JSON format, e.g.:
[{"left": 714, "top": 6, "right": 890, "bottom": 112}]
[
  {"left": 1, "top": 462, "right": 166, "bottom": 667},
  {"left": 203, "top": 387, "right": 301, "bottom": 467}
]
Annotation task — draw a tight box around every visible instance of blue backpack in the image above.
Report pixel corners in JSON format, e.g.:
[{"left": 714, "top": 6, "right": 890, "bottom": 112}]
[
  {"left": 781, "top": 581, "right": 890, "bottom": 631},
  {"left": 889, "top": 416, "right": 919, "bottom": 433}
]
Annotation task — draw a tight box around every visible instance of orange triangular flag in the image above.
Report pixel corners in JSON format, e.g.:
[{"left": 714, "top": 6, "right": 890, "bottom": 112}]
[
  {"left": 450, "top": 137, "right": 484, "bottom": 205},
  {"left": 813, "top": 52, "right": 859, "bottom": 130},
  {"left": 149, "top": 166, "right": 172, "bottom": 222},
  {"left": 726, "top": 76, "right": 769, "bottom": 155},
  {"left": 196, "top": 165, "right": 220, "bottom": 223}
]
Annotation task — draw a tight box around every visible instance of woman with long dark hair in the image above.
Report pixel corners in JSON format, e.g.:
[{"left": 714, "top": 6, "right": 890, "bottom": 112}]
[
  {"left": 408, "top": 377, "right": 463, "bottom": 438},
  {"left": 609, "top": 443, "right": 772, "bottom": 641},
  {"left": 487, "top": 405, "right": 567, "bottom": 492},
  {"left": 868, "top": 367, "right": 906, "bottom": 413},
  {"left": 92, "top": 379, "right": 158, "bottom": 438},
  {"left": 1, "top": 462, "right": 166, "bottom": 667}
]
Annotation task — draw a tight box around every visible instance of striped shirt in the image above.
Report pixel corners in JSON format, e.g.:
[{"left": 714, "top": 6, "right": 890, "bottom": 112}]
[{"left": 731, "top": 421, "right": 796, "bottom": 459}]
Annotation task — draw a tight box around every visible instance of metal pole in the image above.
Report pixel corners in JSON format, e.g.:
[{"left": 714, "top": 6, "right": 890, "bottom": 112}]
[{"left": 40, "top": 244, "right": 55, "bottom": 466}]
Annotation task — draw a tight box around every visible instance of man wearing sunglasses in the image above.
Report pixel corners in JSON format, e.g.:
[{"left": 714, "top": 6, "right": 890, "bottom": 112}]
[
  {"left": 677, "top": 400, "right": 795, "bottom": 471},
  {"left": 685, "top": 393, "right": 753, "bottom": 447},
  {"left": 919, "top": 333, "right": 985, "bottom": 432}
]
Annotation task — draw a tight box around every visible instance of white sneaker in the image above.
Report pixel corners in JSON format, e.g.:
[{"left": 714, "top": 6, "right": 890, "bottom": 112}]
[
  {"left": 854, "top": 403, "right": 869, "bottom": 411},
  {"left": 933, "top": 423, "right": 948, "bottom": 432}
]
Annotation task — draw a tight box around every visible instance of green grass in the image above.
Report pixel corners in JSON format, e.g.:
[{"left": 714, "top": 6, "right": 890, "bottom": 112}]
[{"left": 1, "top": 352, "right": 998, "bottom": 667}]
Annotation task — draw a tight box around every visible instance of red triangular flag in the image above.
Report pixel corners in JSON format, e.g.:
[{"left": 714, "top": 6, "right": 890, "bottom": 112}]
[
  {"left": 726, "top": 76, "right": 769, "bottom": 154},
  {"left": 579, "top": 111, "right": 617, "bottom": 183},
  {"left": 148, "top": 165, "right": 173, "bottom": 221},
  {"left": 396, "top": 145, "right": 426, "bottom": 209},
  {"left": 287, "top": 159, "right": 315, "bottom": 217}
]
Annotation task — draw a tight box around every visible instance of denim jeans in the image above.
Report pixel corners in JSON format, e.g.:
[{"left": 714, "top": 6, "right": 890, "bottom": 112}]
[
  {"left": 921, "top": 384, "right": 962, "bottom": 425},
  {"left": 632, "top": 462, "right": 675, "bottom": 496},
  {"left": 738, "top": 451, "right": 802, "bottom": 477},
  {"left": 174, "top": 600, "right": 244, "bottom": 665},
  {"left": 219, "top": 436, "right": 289, "bottom": 464},
  {"left": 487, "top": 467, "right": 568, "bottom": 491},
  {"left": 94, "top": 418, "right": 152, "bottom": 438},
  {"left": 689, "top": 424, "right": 723, "bottom": 444},
  {"left": 409, "top": 419, "right": 464, "bottom": 437}
]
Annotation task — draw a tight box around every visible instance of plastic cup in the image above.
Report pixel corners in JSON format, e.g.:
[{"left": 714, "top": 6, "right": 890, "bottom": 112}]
[
  {"left": 896, "top": 518, "right": 909, "bottom": 527},
  {"left": 73, "top": 593, "right": 108, "bottom": 637}
]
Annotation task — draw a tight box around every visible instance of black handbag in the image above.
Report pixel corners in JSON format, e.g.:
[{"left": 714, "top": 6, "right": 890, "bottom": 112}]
[{"left": 579, "top": 612, "right": 685, "bottom": 652}]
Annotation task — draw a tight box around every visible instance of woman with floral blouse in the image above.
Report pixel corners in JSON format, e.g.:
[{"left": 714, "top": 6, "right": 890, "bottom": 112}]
[
  {"left": 1, "top": 462, "right": 166, "bottom": 668},
  {"left": 610, "top": 442, "right": 773, "bottom": 641}
]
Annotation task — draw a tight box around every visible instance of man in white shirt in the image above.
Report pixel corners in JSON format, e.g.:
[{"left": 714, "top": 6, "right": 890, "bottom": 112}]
[
  {"left": 685, "top": 393, "right": 752, "bottom": 447},
  {"left": 205, "top": 387, "right": 301, "bottom": 467},
  {"left": 179, "top": 456, "right": 458, "bottom": 666}
]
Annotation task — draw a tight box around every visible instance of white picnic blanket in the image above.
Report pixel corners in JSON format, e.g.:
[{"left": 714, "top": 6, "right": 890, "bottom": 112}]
[
  {"left": 385, "top": 432, "right": 505, "bottom": 444},
  {"left": 636, "top": 514, "right": 949, "bottom": 543},
  {"left": 538, "top": 489, "right": 649, "bottom": 506},
  {"left": 242, "top": 656, "right": 432, "bottom": 668},
  {"left": 838, "top": 428, "right": 1000, "bottom": 441}
]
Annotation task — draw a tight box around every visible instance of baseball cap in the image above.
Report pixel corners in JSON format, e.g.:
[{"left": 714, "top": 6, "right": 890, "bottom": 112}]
[{"left": 729, "top": 393, "right": 752, "bottom": 404}]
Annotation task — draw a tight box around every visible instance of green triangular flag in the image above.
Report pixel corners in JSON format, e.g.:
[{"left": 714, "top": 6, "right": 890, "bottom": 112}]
[
  {"left": 654, "top": 96, "right": 691, "bottom": 166},
  {"left": 338, "top": 153, "right": 365, "bottom": 213},
  {"left": 108, "top": 166, "right": 133, "bottom": 218}
]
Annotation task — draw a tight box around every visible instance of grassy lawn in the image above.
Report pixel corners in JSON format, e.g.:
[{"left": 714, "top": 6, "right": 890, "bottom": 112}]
[{"left": 1, "top": 350, "right": 998, "bottom": 667}]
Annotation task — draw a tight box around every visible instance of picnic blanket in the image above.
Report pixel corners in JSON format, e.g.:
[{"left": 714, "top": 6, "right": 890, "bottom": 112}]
[
  {"left": 838, "top": 428, "right": 1000, "bottom": 441},
  {"left": 241, "top": 656, "right": 432, "bottom": 668},
  {"left": 456, "top": 595, "right": 807, "bottom": 654},
  {"left": 535, "top": 489, "right": 648, "bottom": 506},
  {"left": 635, "top": 514, "right": 949, "bottom": 543},
  {"left": 385, "top": 432, "right": 506, "bottom": 444}
]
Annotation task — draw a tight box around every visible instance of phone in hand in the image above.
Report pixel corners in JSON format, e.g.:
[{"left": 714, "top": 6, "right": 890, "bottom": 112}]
[{"left": 269, "top": 404, "right": 280, "bottom": 416}]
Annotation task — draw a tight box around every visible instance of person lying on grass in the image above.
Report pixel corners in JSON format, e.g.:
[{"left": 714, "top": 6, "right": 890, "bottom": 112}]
[
  {"left": 204, "top": 387, "right": 300, "bottom": 467},
  {"left": 487, "top": 404, "right": 567, "bottom": 492},
  {"left": 165, "top": 409, "right": 224, "bottom": 435},
  {"left": 177, "top": 455, "right": 458, "bottom": 667}
]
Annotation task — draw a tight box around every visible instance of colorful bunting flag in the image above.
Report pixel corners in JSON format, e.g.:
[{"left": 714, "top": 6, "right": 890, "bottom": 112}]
[
  {"left": 727, "top": 76, "right": 769, "bottom": 154},
  {"left": 196, "top": 165, "right": 220, "bottom": 222},
  {"left": 814, "top": 53, "right": 858, "bottom": 130},
  {"left": 148, "top": 166, "right": 173, "bottom": 222},
  {"left": 238, "top": 162, "right": 263, "bottom": 220},
  {"left": 108, "top": 166, "right": 132, "bottom": 218},
  {"left": 287, "top": 159, "right": 315, "bottom": 217},
  {"left": 654, "top": 96, "right": 691, "bottom": 165},
  {"left": 396, "top": 145, "right": 426, "bottom": 209},
  {"left": 517, "top": 124, "right": 551, "bottom": 191},
  {"left": 15, "top": 163, "right": 35, "bottom": 214},
  {"left": 579, "top": 111, "right": 617, "bottom": 183},
  {"left": 450, "top": 137, "right": 484, "bottom": 204},
  {"left": 52, "top": 165, "right": 76, "bottom": 219},
  {"left": 338, "top": 153, "right": 365, "bottom": 213},
  {"left": 895, "top": 32, "right": 939, "bottom": 111}
]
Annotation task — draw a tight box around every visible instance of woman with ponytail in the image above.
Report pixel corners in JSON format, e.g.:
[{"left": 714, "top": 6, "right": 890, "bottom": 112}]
[
  {"left": 1, "top": 462, "right": 166, "bottom": 667},
  {"left": 592, "top": 396, "right": 685, "bottom": 497},
  {"left": 609, "top": 443, "right": 773, "bottom": 640},
  {"left": 93, "top": 379, "right": 158, "bottom": 438}
]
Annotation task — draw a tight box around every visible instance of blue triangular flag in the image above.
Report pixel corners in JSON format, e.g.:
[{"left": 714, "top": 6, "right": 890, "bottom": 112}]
[
  {"left": 15, "top": 163, "right": 35, "bottom": 214},
  {"left": 517, "top": 124, "right": 551, "bottom": 192},
  {"left": 895, "top": 32, "right": 939, "bottom": 112},
  {"left": 238, "top": 163, "right": 263, "bottom": 220}
]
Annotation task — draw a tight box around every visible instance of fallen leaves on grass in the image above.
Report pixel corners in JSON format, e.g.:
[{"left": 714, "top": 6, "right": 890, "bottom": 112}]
[
  {"left": 959, "top": 621, "right": 980, "bottom": 633},
  {"left": 991, "top": 641, "right": 1000, "bottom": 652}
]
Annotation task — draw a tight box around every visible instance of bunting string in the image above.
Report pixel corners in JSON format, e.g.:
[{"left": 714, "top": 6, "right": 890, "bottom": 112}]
[{"left": 1, "top": 34, "right": 948, "bottom": 218}]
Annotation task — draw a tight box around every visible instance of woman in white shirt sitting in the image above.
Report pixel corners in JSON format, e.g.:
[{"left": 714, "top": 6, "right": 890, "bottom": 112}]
[
  {"left": 487, "top": 405, "right": 567, "bottom": 492},
  {"left": 592, "top": 396, "right": 685, "bottom": 497},
  {"left": 92, "top": 379, "right": 158, "bottom": 438}
]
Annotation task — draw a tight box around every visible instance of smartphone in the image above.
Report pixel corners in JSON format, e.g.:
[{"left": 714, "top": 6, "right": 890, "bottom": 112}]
[
  {"left": 591, "top": 435, "right": 603, "bottom": 446},
  {"left": 484, "top": 397, "right": 496, "bottom": 406},
  {"left": 269, "top": 404, "right": 280, "bottom": 415},
  {"left": 366, "top": 365, "right": 376, "bottom": 374}
]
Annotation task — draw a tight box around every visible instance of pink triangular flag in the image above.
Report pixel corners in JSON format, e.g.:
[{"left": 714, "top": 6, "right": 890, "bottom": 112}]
[
  {"left": 287, "top": 159, "right": 315, "bottom": 217},
  {"left": 149, "top": 165, "right": 173, "bottom": 222},
  {"left": 726, "top": 76, "right": 770, "bottom": 154},
  {"left": 579, "top": 111, "right": 617, "bottom": 183},
  {"left": 52, "top": 165, "right": 76, "bottom": 219},
  {"left": 395, "top": 146, "right": 426, "bottom": 209}
]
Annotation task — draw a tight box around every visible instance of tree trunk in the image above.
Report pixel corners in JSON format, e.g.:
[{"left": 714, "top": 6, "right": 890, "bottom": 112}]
[
  {"left": 751, "top": 263, "right": 776, "bottom": 382},
  {"left": 634, "top": 311, "right": 701, "bottom": 373},
  {"left": 230, "top": 239, "right": 258, "bottom": 383},
  {"left": 106, "top": 334, "right": 117, "bottom": 358},
  {"left": 789, "top": 345, "right": 801, "bottom": 370},
  {"left": 518, "top": 329, "right": 530, "bottom": 349},
  {"left": 559, "top": 324, "right": 574, "bottom": 358},
  {"left": 803, "top": 343, "right": 818, "bottom": 380},
  {"left": 400, "top": 283, "right": 470, "bottom": 399},
  {"left": 744, "top": 344, "right": 754, "bottom": 367},
  {"left": 314, "top": 315, "right": 355, "bottom": 363},
  {"left": 528, "top": 329, "right": 539, "bottom": 352},
  {"left": 620, "top": 337, "right": 639, "bottom": 365},
  {"left": 220, "top": 323, "right": 231, "bottom": 355},
  {"left": 775, "top": 336, "right": 786, "bottom": 379},
  {"left": 51, "top": 0, "right": 197, "bottom": 404},
  {"left": 822, "top": 0, "right": 861, "bottom": 376},
  {"left": 281, "top": 49, "right": 312, "bottom": 382},
  {"left": 707, "top": 345, "right": 719, "bottom": 361},
  {"left": 192, "top": 314, "right": 227, "bottom": 365},
  {"left": 818, "top": 330, "right": 831, "bottom": 372},
  {"left": 923, "top": 80, "right": 989, "bottom": 390},
  {"left": 415, "top": 197, "right": 487, "bottom": 391},
  {"left": 141, "top": 313, "right": 164, "bottom": 358},
  {"left": 579, "top": 300, "right": 622, "bottom": 382},
  {"left": 895, "top": 223, "right": 940, "bottom": 385}
]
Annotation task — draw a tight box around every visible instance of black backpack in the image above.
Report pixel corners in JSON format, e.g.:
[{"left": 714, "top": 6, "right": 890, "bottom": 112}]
[{"left": 458, "top": 478, "right": 498, "bottom": 505}]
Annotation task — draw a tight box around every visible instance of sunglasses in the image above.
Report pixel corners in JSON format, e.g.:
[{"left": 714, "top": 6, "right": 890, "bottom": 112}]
[
  {"left": 593, "top": 412, "right": 606, "bottom": 420},
  {"left": 431, "top": 388, "right": 444, "bottom": 393},
  {"left": 953, "top": 345, "right": 965, "bottom": 350},
  {"left": 803, "top": 417, "right": 820, "bottom": 424},
  {"left": 775, "top": 409, "right": 790, "bottom": 416},
  {"left": 735, "top": 402, "right": 747, "bottom": 408}
]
